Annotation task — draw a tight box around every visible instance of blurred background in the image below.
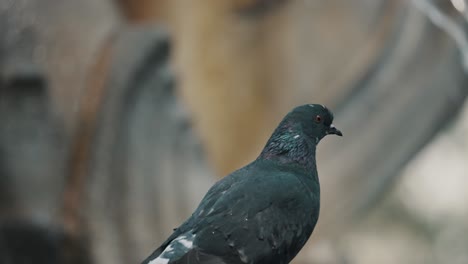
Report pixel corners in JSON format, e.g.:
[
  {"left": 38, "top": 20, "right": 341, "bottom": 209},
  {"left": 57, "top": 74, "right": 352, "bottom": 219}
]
[{"left": 0, "top": 0, "right": 467, "bottom": 263}]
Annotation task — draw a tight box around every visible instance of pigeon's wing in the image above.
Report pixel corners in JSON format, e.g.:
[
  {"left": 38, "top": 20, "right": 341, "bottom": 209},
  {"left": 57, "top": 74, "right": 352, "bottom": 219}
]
[
  {"left": 140, "top": 236, "right": 176, "bottom": 264},
  {"left": 171, "top": 249, "right": 228, "bottom": 264},
  {"left": 141, "top": 171, "right": 243, "bottom": 264},
  {"left": 141, "top": 232, "right": 197, "bottom": 264},
  {"left": 192, "top": 166, "right": 319, "bottom": 263},
  {"left": 142, "top": 231, "right": 240, "bottom": 264},
  {"left": 142, "top": 162, "right": 318, "bottom": 264}
]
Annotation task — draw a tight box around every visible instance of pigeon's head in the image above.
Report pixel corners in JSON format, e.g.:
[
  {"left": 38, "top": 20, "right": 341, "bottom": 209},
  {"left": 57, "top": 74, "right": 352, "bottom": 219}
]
[
  {"left": 260, "top": 104, "right": 341, "bottom": 163},
  {"left": 282, "top": 104, "right": 342, "bottom": 143}
]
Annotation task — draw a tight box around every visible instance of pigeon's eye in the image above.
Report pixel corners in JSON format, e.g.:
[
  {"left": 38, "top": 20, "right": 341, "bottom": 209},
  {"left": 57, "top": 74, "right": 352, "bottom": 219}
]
[{"left": 314, "top": 115, "right": 322, "bottom": 123}]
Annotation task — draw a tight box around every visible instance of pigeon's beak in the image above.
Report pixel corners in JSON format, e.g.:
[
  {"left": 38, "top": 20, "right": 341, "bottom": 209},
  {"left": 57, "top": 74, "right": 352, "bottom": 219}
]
[{"left": 327, "top": 124, "right": 343, "bottom": 136}]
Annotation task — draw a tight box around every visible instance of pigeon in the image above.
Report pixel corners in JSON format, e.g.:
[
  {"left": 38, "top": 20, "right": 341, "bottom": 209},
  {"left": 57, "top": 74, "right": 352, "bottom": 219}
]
[{"left": 142, "top": 104, "right": 342, "bottom": 264}]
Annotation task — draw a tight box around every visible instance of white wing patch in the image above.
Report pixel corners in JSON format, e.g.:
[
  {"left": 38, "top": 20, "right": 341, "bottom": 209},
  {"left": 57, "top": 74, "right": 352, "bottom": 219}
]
[
  {"left": 149, "top": 233, "right": 196, "bottom": 264},
  {"left": 176, "top": 236, "right": 194, "bottom": 248},
  {"left": 237, "top": 248, "right": 249, "bottom": 263},
  {"left": 207, "top": 208, "right": 215, "bottom": 215},
  {"left": 149, "top": 256, "right": 170, "bottom": 264}
]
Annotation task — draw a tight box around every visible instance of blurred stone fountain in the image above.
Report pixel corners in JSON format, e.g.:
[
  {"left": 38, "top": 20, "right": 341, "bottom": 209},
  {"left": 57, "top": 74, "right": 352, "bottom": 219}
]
[{"left": 0, "top": 0, "right": 467, "bottom": 263}]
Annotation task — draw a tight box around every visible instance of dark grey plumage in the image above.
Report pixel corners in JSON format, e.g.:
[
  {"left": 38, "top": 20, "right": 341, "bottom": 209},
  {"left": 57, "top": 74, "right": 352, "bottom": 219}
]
[{"left": 142, "top": 104, "right": 342, "bottom": 264}]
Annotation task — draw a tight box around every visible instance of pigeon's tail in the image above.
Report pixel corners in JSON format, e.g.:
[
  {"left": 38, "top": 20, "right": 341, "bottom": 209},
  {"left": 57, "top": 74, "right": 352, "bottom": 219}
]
[{"left": 144, "top": 232, "right": 195, "bottom": 264}]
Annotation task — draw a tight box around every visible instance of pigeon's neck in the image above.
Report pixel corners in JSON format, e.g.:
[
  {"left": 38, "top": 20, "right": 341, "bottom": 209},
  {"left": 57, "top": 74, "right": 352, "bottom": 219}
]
[{"left": 259, "top": 130, "right": 317, "bottom": 171}]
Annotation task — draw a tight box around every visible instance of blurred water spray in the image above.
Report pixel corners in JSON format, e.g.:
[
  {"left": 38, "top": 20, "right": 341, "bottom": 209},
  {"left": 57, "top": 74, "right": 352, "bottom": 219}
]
[{"left": 413, "top": 0, "right": 468, "bottom": 72}]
